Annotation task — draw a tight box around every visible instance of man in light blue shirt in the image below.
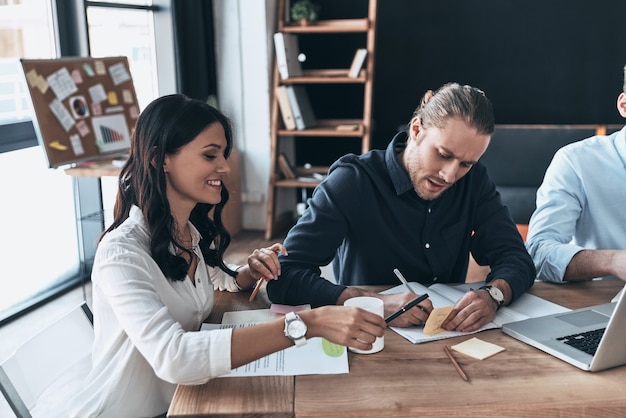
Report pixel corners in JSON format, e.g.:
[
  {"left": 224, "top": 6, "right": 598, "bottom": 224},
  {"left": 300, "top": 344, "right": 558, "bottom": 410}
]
[{"left": 526, "top": 64, "right": 626, "bottom": 283}]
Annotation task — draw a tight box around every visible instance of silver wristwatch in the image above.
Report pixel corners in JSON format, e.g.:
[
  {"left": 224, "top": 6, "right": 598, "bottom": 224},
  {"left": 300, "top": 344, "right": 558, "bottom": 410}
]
[
  {"left": 284, "top": 312, "right": 307, "bottom": 347},
  {"left": 479, "top": 285, "right": 504, "bottom": 309}
]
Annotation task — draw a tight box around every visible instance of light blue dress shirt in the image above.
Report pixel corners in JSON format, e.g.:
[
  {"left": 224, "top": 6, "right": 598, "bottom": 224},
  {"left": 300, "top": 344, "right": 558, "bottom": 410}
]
[{"left": 526, "top": 125, "right": 626, "bottom": 282}]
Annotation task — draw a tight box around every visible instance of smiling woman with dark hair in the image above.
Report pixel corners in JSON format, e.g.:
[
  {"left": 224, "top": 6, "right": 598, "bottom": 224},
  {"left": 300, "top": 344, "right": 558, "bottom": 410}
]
[{"left": 69, "top": 94, "right": 385, "bottom": 418}]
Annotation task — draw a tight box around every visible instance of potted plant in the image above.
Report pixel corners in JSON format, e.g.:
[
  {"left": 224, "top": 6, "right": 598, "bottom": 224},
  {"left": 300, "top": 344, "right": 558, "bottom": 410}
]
[{"left": 291, "top": 0, "right": 320, "bottom": 25}]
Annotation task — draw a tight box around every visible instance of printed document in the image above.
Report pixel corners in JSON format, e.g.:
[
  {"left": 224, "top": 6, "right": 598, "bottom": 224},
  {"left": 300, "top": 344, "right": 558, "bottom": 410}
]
[{"left": 201, "top": 307, "right": 348, "bottom": 377}]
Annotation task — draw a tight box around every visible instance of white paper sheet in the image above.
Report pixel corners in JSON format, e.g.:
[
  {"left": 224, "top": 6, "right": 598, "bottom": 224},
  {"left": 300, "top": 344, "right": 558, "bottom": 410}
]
[{"left": 201, "top": 322, "right": 348, "bottom": 377}]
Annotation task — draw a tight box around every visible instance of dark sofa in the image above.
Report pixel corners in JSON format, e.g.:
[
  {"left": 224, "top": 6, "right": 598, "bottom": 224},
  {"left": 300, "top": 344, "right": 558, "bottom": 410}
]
[{"left": 479, "top": 125, "right": 602, "bottom": 227}]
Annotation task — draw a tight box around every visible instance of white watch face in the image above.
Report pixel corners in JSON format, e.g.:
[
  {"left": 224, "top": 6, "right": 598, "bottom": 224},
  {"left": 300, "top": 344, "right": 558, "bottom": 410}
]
[
  {"left": 489, "top": 286, "right": 504, "bottom": 303},
  {"left": 288, "top": 320, "right": 307, "bottom": 339}
]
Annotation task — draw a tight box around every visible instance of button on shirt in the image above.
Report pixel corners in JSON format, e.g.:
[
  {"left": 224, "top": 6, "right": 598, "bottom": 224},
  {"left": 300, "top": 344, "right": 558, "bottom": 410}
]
[
  {"left": 70, "top": 206, "right": 241, "bottom": 418},
  {"left": 526, "top": 126, "right": 626, "bottom": 282},
  {"left": 267, "top": 132, "right": 535, "bottom": 307}
]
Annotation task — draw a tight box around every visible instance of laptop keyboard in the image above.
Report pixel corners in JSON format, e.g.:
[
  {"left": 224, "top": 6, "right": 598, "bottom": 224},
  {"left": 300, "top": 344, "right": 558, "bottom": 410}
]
[{"left": 557, "top": 328, "right": 606, "bottom": 355}]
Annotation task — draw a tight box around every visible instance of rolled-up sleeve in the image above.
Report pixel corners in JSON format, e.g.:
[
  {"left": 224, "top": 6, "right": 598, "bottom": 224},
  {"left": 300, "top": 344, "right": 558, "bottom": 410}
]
[
  {"left": 210, "top": 263, "right": 244, "bottom": 292},
  {"left": 526, "top": 148, "right": 585, "bottom": 283}
]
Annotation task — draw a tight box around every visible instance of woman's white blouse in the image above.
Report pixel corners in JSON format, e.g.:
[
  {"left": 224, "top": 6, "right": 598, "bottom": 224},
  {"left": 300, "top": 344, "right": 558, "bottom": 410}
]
[{"left": 69, "top": 206, "right": 242, "bottom": 418}]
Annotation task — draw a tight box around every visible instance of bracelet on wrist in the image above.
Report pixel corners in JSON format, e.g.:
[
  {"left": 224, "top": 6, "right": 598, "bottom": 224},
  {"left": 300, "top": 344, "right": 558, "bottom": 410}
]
[
  {"left": 234, "top": 274, "right": 256, "bottom": 291},
  {"left": 233, "top": 276, "right": 246, "bottom": 290}
]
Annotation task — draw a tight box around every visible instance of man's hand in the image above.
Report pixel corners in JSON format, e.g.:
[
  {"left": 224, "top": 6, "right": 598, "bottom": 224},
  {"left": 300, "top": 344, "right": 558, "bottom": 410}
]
[
  {"left": 377, "top": 292, "right": 433, "bottom": 327},
  {"left": 440, "top": 288, "right": 497, "bottom": 332}
]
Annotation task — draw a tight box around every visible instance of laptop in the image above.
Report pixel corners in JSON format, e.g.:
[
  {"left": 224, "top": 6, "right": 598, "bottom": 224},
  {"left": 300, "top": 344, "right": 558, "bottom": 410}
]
[{"left": 502, "top": 286, "right": 626, "bottom": 371}]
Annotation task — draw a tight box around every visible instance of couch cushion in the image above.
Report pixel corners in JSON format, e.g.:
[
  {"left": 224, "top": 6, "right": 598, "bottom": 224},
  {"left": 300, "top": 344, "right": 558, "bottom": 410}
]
[{"left": 480, "top": 125, "right": 597, "bottom": 223}]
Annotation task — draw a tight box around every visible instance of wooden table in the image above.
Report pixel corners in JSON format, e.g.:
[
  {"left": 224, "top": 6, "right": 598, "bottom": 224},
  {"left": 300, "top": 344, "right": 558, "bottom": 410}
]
[{"left": 167, "top": 280, "right": 626, "bottom": 418}]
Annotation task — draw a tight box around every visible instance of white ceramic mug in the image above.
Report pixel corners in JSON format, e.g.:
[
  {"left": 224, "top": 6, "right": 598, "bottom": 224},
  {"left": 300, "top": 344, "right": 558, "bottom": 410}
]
[{"left": 343, "top": 296, "right": 385, "bottom": 354}]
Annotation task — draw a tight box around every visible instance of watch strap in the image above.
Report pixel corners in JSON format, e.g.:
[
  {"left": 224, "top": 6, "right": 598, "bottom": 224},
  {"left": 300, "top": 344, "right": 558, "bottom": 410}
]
[
  {"left": 478, "top": 285, "right": 504, "bottom": 308},
  {"left": 284, "top": 312, "right": 307, "bottom": 347}
]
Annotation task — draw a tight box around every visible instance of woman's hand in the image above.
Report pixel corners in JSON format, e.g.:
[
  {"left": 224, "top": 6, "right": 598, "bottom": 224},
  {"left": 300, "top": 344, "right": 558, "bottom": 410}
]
[
  {"left": 300, "top": 305, "right": 386, "bottom": 352},
  {"left": 236, "top": 243, "right": 288, "bottom": 292},
  {"left": 247, "top": 243, "right": 288, "bottom": 282}
]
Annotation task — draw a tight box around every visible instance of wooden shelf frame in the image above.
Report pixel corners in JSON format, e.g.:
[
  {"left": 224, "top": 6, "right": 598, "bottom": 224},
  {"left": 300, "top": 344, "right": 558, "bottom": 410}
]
[
  {"left": 279, "top": 18, "right": 370, "bottom": 33},
  {"left": 280, "top": 69, "right": 368, "bottom": 83},
  {"left": 277, "top": 119, "right": 365, "bottom": 138},
  {"left": 265, "top": 0, "right": 377, "bottom": 239}
]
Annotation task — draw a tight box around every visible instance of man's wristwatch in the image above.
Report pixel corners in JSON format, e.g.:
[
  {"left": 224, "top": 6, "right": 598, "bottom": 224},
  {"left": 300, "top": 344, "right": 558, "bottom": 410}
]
[
  {"left": 479, "top": 285, "right": 505, "bottom": 309},
  {"left": 284, "top": 312, "right": 307, "bottom": 347}
]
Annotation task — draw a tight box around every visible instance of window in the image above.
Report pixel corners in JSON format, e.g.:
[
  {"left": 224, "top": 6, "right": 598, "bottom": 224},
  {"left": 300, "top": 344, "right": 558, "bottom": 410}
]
[
  {"left": 84, "top": 0, "right": 175, "bottom": 228},
  {"left": 0, "top": 0, "right": 174, "bottom": 323},
  {"left": 86, "top": 1, "right": 160, "bottom": 110},
  {"left": 0, "top": 0, "right": 78, "bottom": 323}
]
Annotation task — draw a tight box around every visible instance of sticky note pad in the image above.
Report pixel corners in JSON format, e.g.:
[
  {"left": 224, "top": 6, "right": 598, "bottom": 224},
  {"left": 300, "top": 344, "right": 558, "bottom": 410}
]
[
  {"left": 451, "top": 337, "right": 505, "bottom": 360},
  {"left": 423, "top": 306, "right": 453, "bottom": 336},
  {"left": 107, "top": 91, "right": 119, "bottom": 105}
]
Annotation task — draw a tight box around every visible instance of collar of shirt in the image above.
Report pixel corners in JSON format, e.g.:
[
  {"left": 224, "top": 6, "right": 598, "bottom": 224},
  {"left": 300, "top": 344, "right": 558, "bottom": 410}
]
[{"left": 386, "top": 131, "right": 415, "bottom": 195}]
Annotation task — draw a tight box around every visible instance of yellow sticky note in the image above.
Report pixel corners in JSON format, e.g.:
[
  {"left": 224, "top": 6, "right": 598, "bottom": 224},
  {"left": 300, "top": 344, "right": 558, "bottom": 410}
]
[
  {"left": 25, "top": 69, "right": 39, "bottom": 87},
  {"left": 49, "top": 140, "right": 68, "bottom": 151},
  {"left": 107, "top": 91, "right": 118, "bottom": 105},
  {"left": 451, "top": 337, "right": 505, "bottom": 360},
  {"left": 423, "top": 306, "right": 453, "bottom": 336}
]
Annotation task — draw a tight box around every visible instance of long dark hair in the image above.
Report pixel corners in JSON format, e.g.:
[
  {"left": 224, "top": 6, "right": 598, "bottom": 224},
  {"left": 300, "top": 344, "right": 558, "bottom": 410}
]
[{"left": 104, "top": 94, "right": 237, "bottom": 281}]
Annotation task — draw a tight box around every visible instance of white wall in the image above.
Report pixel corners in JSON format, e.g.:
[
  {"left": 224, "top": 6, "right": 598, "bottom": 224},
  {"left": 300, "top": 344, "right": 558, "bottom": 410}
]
[{"left": 213, "top": 0, "right": 277, "bottom": 230}]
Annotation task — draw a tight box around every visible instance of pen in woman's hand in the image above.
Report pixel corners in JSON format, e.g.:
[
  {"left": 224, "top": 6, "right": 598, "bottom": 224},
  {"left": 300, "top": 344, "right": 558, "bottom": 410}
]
[
  {"left": 249, "top": 279, "right": 264, "bottom": 302},
  {"left": 248, "top": 244, "right": 287, "bottom": 302}
]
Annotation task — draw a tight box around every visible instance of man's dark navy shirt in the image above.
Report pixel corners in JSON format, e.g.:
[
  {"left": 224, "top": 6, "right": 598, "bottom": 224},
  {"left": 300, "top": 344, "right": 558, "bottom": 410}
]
[{"left": 267, "top": 132, "right": 535, "bottom": 307}]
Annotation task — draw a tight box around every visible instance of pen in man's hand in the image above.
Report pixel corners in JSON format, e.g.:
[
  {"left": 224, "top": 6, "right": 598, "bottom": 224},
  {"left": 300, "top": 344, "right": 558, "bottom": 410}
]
[
  {"left": 384, "top": 293, "right": 429, "bottom": 323},
  {"left": 393, "top": 268, "right": 413, "bottom": 293},
  {"left": 393, "top": 268, "right": 429, "bottom": 314}
]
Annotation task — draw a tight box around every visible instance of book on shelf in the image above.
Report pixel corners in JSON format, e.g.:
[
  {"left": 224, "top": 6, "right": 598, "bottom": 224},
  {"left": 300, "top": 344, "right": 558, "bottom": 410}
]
[
  {"left": 381, "top": 281, "right": 569, "bottom": 344},
  {"left": 336, "top": 124, "right": 359, "bottom": 131},
  {"left": 278, "top": 153, "right": 296, "bottom": 179},
  {"left": 297, "top": 172, "right": 327, "bottom": 183},
  {"left": 348, "top": 48, "right": 368, "bottom": 78},
  {"left": 286, "top": 85, "right": 317, "bottom": 130},
  {"left": 275, "top": 85, "right": 296, "bottom": 130},
  {"left": 273, "top": 32, "right": 302, "bottom": 80}
]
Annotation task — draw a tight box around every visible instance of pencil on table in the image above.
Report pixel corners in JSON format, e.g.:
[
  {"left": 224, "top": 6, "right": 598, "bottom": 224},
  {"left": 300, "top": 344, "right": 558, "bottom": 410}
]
[{"left": 444, "top": 345, "right": 469, "bottom": 382}]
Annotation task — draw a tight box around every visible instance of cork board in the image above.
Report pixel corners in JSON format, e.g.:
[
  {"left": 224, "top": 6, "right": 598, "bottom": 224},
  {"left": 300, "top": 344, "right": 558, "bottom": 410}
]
[{"left": 21, "top": 56, "right": 139, "bottom": 168}]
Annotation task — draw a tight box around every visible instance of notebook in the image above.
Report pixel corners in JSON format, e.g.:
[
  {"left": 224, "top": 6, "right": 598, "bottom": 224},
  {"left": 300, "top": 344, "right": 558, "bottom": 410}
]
[{"left": 502, "top": 285, "right": 626, "bottom": 371}]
